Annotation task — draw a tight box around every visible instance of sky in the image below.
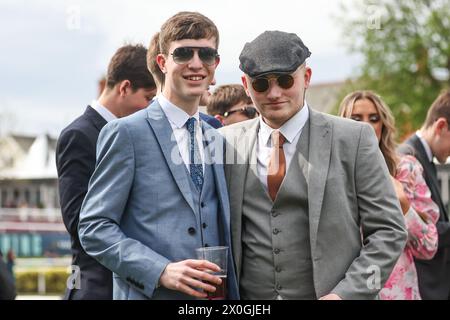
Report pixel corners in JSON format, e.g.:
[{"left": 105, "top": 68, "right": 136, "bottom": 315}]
[{"left": 0, "top": 0, "right": 363, "bottom": 136}]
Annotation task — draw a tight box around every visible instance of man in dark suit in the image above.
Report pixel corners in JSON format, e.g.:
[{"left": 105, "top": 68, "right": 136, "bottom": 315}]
[
  {"left": 399, "top": 90, "right": 450, "bottom": 300},
  {"left": 56, "top": 44, "right": 157, "bottom": 299}
]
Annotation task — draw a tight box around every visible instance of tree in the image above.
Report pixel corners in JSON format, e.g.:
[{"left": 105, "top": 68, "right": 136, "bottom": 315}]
[{"left": 335, "top": 0, "right": 450, "bottom": 139}]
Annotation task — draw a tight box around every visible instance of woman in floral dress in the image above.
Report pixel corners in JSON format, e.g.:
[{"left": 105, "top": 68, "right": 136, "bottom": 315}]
[{"left": 339, "top": 90, "right": 439, "bottom": 300}]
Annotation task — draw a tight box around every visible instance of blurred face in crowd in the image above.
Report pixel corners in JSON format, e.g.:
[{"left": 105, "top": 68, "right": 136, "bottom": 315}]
[
  {"left": 350, "top": 98, "right": 383, "bottom": 142},
  {"left": 221, "top": 102, "right": 257, "bottom": 126},
  {"left": 242, "top": 64, "right": 311, "bottom": 129},
  {"left": 118, "top": 81, "right": 157, "bottom": 117}
]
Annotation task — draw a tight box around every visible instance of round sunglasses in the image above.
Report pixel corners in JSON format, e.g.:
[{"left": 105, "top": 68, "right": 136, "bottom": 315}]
[
  {"left": 170, "top": 46, "right": 219, "bottom": 66},
  {"left": 251, "top": 74, "right": 295, "bottom": 93}
]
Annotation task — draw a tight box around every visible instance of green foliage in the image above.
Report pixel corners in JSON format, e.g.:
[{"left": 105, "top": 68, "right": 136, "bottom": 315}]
[{"left": 335, "top": 0, "right": 450, "bottom": 139}]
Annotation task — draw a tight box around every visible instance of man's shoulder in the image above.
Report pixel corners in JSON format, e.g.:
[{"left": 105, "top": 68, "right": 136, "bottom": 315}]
[
  {"left": 58, "top": 109, "right": 99, "bottom": 146},
  {"left": 219, "top": 118, "right": 258, "bottom": 137},
  {"left": 103, "top": 107, "right": 149, "bottom": 132},
  {"left": 398, "top": 135, "right": 417, "bottom": 156},
  {"left": 311, "top": 110, "right": 367, "bottom": 134}
]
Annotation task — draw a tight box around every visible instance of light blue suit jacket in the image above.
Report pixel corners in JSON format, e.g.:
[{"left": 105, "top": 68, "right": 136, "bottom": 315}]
[{"left": 78, "top": 101, "right": 239, "bottom": 300}]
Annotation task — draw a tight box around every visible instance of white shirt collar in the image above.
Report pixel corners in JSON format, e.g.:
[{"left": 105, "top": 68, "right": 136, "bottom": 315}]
[
  {"left": 158, "top": 94, "right": 200, "bottom": 129},
  {"left": 259, "top": 101, "right": 310, "bottom": 147},
  {"left": 91, "top": 99, "right": 117, "bottom": 123},
  {"left": 416, "top": 130, "right": 433, "bottom": 162}
]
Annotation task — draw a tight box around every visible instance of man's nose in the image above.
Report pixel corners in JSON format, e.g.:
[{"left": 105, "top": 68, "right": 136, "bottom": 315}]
[
  {"left": 266, "top": 80, "right": 283, "bottom": 99},
  {"left": 187, "top": 51, "right": 203, "bottom": 69}
]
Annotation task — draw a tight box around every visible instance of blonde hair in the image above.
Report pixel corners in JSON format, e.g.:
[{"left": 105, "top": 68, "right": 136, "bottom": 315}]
[{"left": 338, "top": 90, "right": 398, "bottom": 176}]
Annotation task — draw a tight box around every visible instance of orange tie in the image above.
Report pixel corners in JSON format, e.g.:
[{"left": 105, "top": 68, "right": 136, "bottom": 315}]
[{"left": 267, "top": 130, "right": 286, "bottom": 201}]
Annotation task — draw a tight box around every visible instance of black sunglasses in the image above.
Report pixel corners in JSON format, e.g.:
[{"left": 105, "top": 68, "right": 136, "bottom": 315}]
[
  {"left": 251, "top": 74, "right": 295, "bottom": 93},
  {"left": 223, "top": 106, "right": 258, "bottom": 118},
  {"left": 171, "top": 46, "right": 219, "bottom": 66}
]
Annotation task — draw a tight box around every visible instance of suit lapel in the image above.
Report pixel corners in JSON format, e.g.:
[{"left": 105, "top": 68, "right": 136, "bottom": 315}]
[
  {"left": 146, "top": 102, "right": 196, "bottom": 214},
  {"left": 408, "top": 136, "right": 448, "bottom": 220},
  {"left": 307, "top": 109, "right": 332, "bottom": 254},
  {"left": 203, "top": 123, "right": 231, "bottom": 232},
  {"left": 227, "top": 119, "right": 259, "bottom": 280}
]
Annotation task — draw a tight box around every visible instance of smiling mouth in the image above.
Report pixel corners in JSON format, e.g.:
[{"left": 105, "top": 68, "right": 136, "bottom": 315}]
[
  {"left": 266, "top": 101, "right": 287, "bottom": 106},
  {"left": 183, "top": 76, "right": 206, "bottom": 81}
]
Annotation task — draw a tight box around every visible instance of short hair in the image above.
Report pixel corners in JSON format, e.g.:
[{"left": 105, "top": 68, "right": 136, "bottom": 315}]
[
  {"left": 423, "top": 90, "right": 450, "bottom": 129},
  {"left": 207, "top": 84, "right": 253, "bottom": 116},
  {"left": 338, "top": 90, "right": 398, "bottom": 176},
  {"left": 106, "top": 44, "right": 156, "bottom": 91},
  {"left": 147, "top": 32, "right": 164, "bottom": 88},
  {"left": 159, "top": 11, "right": 219, "bottom": 55}
]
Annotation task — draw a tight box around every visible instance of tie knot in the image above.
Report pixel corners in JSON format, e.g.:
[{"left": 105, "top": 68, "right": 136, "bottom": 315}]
[
  {"left": 271, "top": 130, "right": 286, "bottom": 148},
  {"left": 186, "top": 117, "right": 197, "bottom": 134}
]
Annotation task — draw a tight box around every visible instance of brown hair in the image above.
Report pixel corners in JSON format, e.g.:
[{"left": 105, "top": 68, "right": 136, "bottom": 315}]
[
  {"left": 338, "top": 90, "right": 399, "bottom": 176},
  {"left": 207, "top": 84, "right": 253, "bottom": 116},
  {"left": 159, "top": 12, "right": 219, "bottom": 55},
  {"left": 423, "top": 90, "right": 450, "bottom": 129},
  {"left": 106, "top": 44, "right": 156, "bottom": 91},
  {"left": 147, "top": 32, "right": 164, "bottom": 89}
]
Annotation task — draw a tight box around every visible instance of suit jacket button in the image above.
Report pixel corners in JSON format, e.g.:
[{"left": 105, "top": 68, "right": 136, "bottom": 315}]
[
  {"left": 273, "top": 228, "right": 280, "bottom": 235},
  {"left": 202, "top": 223, "right": 207, "bottom": 229},
  {"left": 274, "top": 248, "right": 281, "bottom": 255},
  {"left": 188, "top": 227, "right": 196, "bottom": 235},
  {"left": 275, "top": 266, "right": 282, "bottom": 273},
  {"left": 201, "top": 202, "right": 205, "bottom": 208}
]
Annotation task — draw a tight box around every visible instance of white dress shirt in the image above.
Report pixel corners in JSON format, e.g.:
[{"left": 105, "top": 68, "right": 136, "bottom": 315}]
[
  {"left": 91, "top": 99, "right": 117, "bottom": 123},
  {"left": 158, "top": 94, "right": 204, "bottom": 173},
  {"left": 257, "top": 103, "right": 310, "bottom": 190}
]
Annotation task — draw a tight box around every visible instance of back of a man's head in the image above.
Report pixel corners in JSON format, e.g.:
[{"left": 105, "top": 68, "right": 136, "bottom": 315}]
[
  {"left": 106, "top": 44, "right": 156, "bottom": 91},
  {"left": 158, "top": 11, "right": 220, "bottom": 55},
  {"left": 147, "top": 32, "right": 164, "bottom": 90},
  {"left": 423, "top": 90, "right": 450, "bottom": 129},
  {"left": 207, "top": 84, "right": 252, "bottom": 116}
]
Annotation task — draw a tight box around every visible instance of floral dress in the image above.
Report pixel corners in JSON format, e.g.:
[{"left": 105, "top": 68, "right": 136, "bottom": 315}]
[{"left": 379, "top": 155, "right": 439, "bottom": 300}]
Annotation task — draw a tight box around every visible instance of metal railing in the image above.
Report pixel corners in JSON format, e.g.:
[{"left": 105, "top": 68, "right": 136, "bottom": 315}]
[{"left": 0, "top": 208, "right": 62, "bottom": 223}]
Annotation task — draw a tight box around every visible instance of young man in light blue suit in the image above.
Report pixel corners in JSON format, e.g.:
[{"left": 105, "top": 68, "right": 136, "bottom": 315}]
[{"left": 78, "top": 12, "right": 239, "bottom": 300}]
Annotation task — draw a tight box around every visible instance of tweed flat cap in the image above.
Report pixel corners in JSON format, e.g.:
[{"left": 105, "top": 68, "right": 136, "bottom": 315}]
[{"left": 239, "top": 30, "right": 311, "bottom": 78}]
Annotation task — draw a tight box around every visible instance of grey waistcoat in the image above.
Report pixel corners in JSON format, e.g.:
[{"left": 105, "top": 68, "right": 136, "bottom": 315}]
[
  {"left": 240, "top": 121, "right": 316, "bottom": 300},
  {"left": 187, "top": 156, "right": 222, "bottom": 249}
]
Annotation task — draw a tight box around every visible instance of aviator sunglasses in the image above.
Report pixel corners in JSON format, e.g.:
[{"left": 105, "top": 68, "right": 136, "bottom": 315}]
[
  {"left": 171, "top": 46, "right": 219, "bottom": 66},
  {"left": 223, "top": 106, "right": 258, "bottom": 118},
  {"left": 251, "top": 74, "right": 295, "bottom": 93}
]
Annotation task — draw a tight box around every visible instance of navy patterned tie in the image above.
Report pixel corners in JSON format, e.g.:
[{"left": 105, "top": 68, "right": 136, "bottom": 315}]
[{"left": 186, "top": 117, "right": 203, "bottom": 191}]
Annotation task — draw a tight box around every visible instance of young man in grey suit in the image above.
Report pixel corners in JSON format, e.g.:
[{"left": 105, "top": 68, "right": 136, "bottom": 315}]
[
  {"left": 219, "top": 31, "right": 407, "bottom": 300},
  {"left": 399, "top": 91, "right": 450, "bottom": 299},
  {"left": 78, "top": 12, "right": 238, "bottom": 300}
]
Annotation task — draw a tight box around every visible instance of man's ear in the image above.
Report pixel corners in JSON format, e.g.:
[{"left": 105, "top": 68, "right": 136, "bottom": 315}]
[
  {"left": 435, "top": 117, "right": 449, "bottom": 135},
  {"left": 156, "top": 54, "right": 167, "bottom": 73},
  {"left": 214, "top": 114, "right": 225, "bottom": 125},
  {"left": 241, "top": 75, "right": 251, "bottom": 97},
  {"left": 304, "top": 67, "right": 312, "bottom": 89},
  {"left": 214, "top": 56, "right": 220, "bottom": 69},
  {"left": 118, "top": 80, "right": 132, "bottom": 96}
]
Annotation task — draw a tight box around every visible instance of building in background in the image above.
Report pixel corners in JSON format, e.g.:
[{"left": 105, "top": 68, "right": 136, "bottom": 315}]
[{"left": 0, "top": 134, "right": 69, "bottom": 258}]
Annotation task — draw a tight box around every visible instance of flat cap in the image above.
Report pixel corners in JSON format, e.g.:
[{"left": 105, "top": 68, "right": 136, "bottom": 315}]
[{"left": 239, "top": 30, "right": 311, "bottom": 78}]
